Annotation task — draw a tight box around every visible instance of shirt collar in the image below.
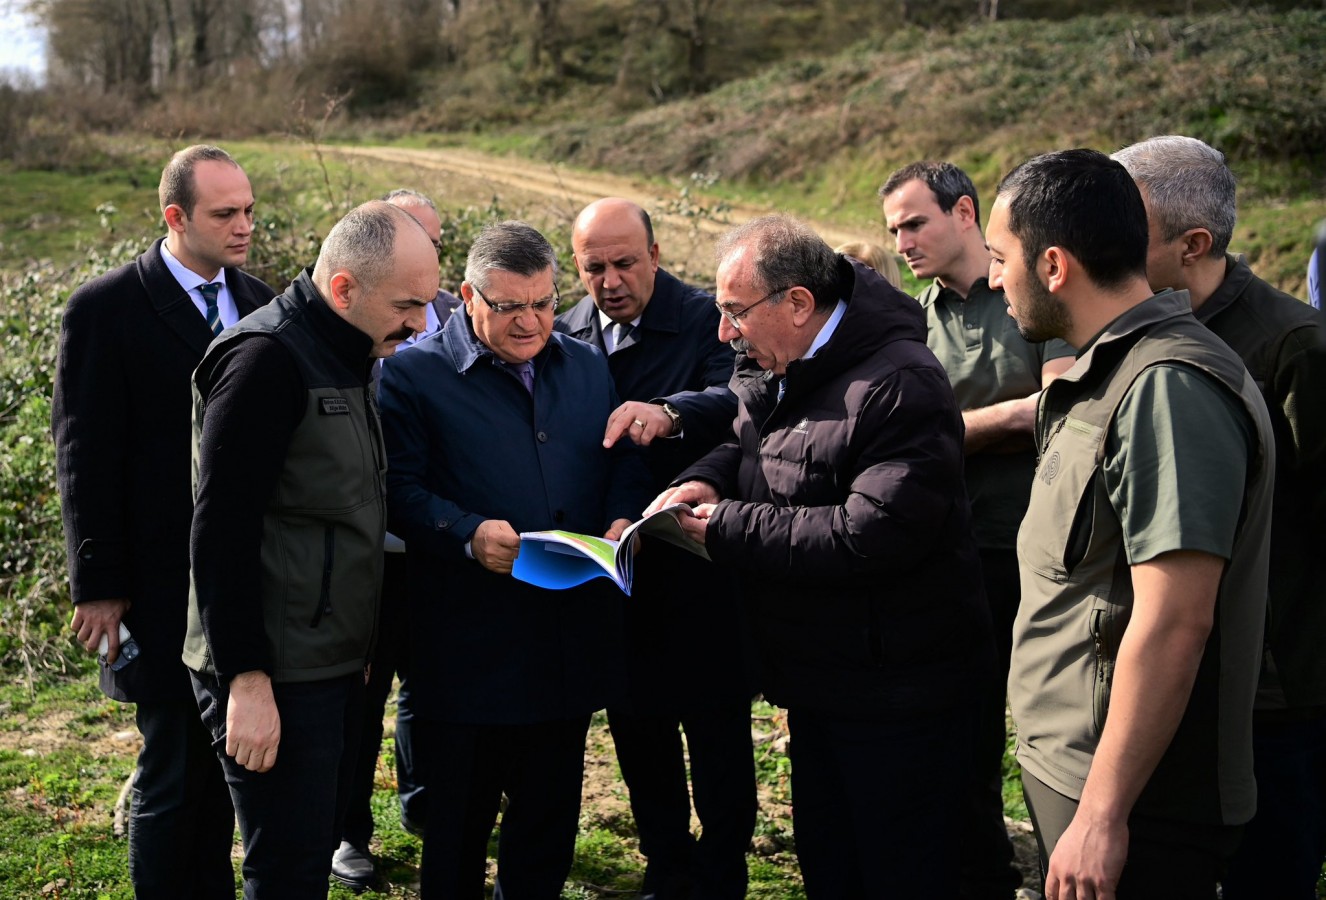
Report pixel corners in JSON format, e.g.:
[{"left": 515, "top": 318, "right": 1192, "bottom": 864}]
[
  {"left": 160, "top": 240, "right": 227, "bottom": 293},
  {"left": 804, "top": 299, "right": 849, "bottom": 360}
]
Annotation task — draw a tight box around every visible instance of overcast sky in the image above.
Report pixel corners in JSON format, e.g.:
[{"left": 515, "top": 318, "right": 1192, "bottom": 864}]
[{"left": 0, "top": 7, "right": 45, "bottom": 81}]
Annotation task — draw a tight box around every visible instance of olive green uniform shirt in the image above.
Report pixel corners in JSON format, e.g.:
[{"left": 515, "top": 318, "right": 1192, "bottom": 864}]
[{"left": 918, "top": 278, "right": 1075, "bottom": 548}]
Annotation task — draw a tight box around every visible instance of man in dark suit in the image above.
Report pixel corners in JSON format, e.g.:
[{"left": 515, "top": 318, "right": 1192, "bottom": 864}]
[
  {"left": 53, "top": 144, "right": 275, "bottom": 899},
  {"left": 379, "top": 220, "right": 652, "bottom": 897},
  {"left": 555, "top": 198, "right": 757, "bottom": 900}
]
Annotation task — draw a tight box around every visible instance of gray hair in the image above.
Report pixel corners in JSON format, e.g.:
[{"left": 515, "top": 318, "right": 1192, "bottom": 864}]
[
  {"left": 464, "top": 221, "right": 558, "bottom": 292},
  {"left": 1112, "top": 135, "right": 1237, "bottom": 257},
  {"left": 159, "top": 145, "right": 240, "bottom": 216},
  {"left": 382, "top": 188, "right": 438, "bottom": 214},
  {"left": 716, "top": 215, "right": 840, "bottom": 312},
  {"left": 313, "top": 201, "right": 417, "bottom": 294}
]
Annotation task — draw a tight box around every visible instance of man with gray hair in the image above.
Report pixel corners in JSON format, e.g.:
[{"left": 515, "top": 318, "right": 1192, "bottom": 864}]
[
  {"left": 380, "top": 221, "right": 651, "bottom": 897},
  {"left": 185, "top": 200, "right": 438, "bottom": 898},
  {"left": 1114, "top": 134, "right": 1326, "bottom": 898},
  {"left": 648, "top": 214, "right": 992, "bottom": 897}
]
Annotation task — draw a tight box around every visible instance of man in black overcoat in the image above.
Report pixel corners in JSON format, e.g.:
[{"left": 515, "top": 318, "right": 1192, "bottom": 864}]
[
  {"left": 53, "top": 145, "right": 275, "bottom": 899},
  {"left": 555, "top": 198, "right": 757, "bottom": 900}
]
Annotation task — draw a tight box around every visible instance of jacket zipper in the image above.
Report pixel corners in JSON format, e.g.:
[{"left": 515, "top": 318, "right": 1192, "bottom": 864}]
[{"left": 310, "top": 525, "right": 335, "bottom": 627}]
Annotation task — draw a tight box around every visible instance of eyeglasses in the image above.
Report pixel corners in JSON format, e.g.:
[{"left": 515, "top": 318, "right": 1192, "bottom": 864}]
[
  {"left": 715, "top": 286, "right": 789, "bottom": 331},
  {"left": 430, "top": 238, "right": 443, "bottom": 259},
  {"left": 472, "top": 283, "right": 560, "bottom": 316}
]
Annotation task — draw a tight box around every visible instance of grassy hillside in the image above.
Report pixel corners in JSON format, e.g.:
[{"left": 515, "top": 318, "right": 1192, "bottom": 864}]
[{"left": 439, "top": 9, "right": 1326, "bottom": 294}]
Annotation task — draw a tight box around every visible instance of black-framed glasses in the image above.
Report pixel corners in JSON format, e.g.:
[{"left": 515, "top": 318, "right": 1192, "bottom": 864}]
[
  {"left": 472, "top": 283, "right": 560, "bottom": 316},
  {"left": 716, "top": 286, "right": 789, "bottom": 331}
]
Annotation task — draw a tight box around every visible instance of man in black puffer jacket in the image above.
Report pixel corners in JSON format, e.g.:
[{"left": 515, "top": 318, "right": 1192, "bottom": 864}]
[{"left": 649, "top": 214, "right": 993, "bottom": 898}]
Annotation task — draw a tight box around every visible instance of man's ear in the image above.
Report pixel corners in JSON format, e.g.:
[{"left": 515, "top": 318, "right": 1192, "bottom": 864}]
[
  {"left": 163, "top": 204, "right": 188, "bottom": 233},
  {"left": 954, "top": 195, "right": 978, "bottom": 227},
  {"left": 1179, "top": 229, "right": 1215, "bottom": 268},
  {"left": 1042, "top": 246, "right": 1070, "bottom": 294},
  {"left": 788, "top": 286, "right": 818, "bottom": 325},
  {"left": 328, "top": 271, "right": 355, "bottom": 311},
  {"left": 648, "top": 242, "right": 661, "bottom": 271}
]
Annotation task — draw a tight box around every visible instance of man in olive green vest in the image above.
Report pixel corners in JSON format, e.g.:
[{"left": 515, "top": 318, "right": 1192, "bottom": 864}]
[
  {"left": 991, "top": 149, "right": 1274, "bottom": 899},
  {"left": 1114, "top": 134, "right": 1326, "bottom": 899},
  {"left": 185, "top": 201, "right": 437, "bottom": 899}
]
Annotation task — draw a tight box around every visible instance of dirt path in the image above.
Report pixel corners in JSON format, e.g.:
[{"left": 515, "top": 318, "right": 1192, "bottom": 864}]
[{"left": 332, "top": 145, "right": 874, "bottom": 253}]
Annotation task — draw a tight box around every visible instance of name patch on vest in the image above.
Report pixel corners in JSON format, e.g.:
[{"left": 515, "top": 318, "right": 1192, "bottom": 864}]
[{"left": 319, "top": 398, "right": 351, "bottom": 415}]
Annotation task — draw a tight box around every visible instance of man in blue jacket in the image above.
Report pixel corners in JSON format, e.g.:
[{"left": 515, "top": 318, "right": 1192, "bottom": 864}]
[
  {"left": 380, "top": 220, "right": 652, "bottom": 898},
  {"left": 555, "top": 198, "right": 756, "bottom": 900}
]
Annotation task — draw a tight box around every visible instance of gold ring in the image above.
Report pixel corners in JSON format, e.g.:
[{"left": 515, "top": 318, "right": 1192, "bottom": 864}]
[{"left": 633, "top": 419, "right": 645, "bottom": 428}]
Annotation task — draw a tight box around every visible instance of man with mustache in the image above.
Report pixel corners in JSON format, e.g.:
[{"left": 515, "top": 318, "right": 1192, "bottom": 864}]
[
  {"left": 555, "top": 198, "right": 756, "bottom": 900},
  {"left": 53, "top": 144, "right": 275, "bottom": 899},
  {"left": 650, "top": 214, "right": 992, "bottom": 897},
  {"left": 185, "top": 201, "right": 437, "bottom": 899}
]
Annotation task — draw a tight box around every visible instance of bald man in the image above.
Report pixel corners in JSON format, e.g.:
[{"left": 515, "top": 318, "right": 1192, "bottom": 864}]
[{"left": 555, "top": 199, "right": 757, "bottom": 900}]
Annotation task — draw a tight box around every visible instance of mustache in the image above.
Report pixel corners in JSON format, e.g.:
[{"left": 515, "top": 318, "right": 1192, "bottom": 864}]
[
  {"left": 386, "top": 326, "right": 415, "bottom": 342},
  {"left": 728, "top": 338, "right": 751, "bottom": 353}
]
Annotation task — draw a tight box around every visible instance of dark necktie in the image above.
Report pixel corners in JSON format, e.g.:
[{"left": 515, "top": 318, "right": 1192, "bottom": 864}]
[
  {"left": 199, "top": 282, "right": 223, "bottom": 337},
  {"left": 504, "top": 360, "right": 534, "bottom": 395},
  {"left": 611, "top": 322, "right": 633, "bottom": 353}
]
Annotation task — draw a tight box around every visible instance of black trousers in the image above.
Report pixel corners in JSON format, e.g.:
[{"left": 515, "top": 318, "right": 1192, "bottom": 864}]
[
  {"left": 788, "top": 704, "right": 976, "bottom": 898},
  {"left": 1022, "top": 768, "right": 1242, "bottom": 900},
  {"left": 342, "top": 551, "right": 426, "bottom": 847},
  {"left": 129, "top": 696, "right": 236, "bottom": 900},
  {"left": 193, "top": 671, "right": 365, "bottom": 900},
  {"left": 419, "top": 715, "right": 592, "bottom": 900},
  {"left": 607, "top": 702, "right": 757, "bottom": 899},
  {"left": 960, "top": 548, "right": 1022, "bottom": 899},
  {"left": 1222, "top": 711, "right": 1326, "bottom": 899}
]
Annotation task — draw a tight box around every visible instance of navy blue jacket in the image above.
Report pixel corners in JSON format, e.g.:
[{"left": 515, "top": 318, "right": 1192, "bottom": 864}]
[
  {"left": 555, "top": 268, "right": 739, "bottom": 487},
  {"left": 555, "top": 268, "right": 755, "bottom": 712},
  {"left": 52, "top": 239, "right": 274, "bottom": 702},
  {"left": 379, "top": 309, "right": 652, "bottom": 723}
]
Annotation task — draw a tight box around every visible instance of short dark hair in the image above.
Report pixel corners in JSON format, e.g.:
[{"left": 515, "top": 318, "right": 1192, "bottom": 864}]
[
  {"left": 638, "top": 206, "right": 655, "bottom": 247},
  {"left": 159, "top": 145, "right": 240, "bottom": 217},
  {"left": 716, "top": 214, "right": 840, "bottom": 313},
  {"left": 465, "top": 221, "right": 558, "bottom": 291},
  {"left": 996, "top": 149, "right": 1148, "bottom": 290},
  {"left": 879, "top": 161, "right": 981, "bottom": 227}
]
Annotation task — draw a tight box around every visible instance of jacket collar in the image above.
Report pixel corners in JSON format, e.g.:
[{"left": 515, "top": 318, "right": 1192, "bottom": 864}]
[
  {"left": 1059, "top": 289, "right": 1195, "bottom": 386},
  {"left": 1192, "top": 254, "right": 1250, "bottom": 326},
  {"left": 288, "top": 269, "right": 376, "bottom": 377},
  {"left": 441, "top": 305, "right": 567, "bottom": 376},
  {"left": 561, "top": 267, "right": 691, "bottom": 349},
  {"left": 137, "top": 237, "right": 215, "bottom": 357}
]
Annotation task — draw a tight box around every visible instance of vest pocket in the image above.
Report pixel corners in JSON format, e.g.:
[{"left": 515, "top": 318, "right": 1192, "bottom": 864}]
[{"left": 310, "top": 525, "right": 335, "bottom": 628}]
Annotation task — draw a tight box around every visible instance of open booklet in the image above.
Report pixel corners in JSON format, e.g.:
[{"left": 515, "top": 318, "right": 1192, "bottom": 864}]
[{"left": 511, "top": 503, "right": 710, "bottom": 595}]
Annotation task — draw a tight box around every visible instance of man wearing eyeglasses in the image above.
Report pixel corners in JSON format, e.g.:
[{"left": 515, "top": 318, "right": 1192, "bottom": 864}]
[
  {"left": 554, "top": 198, "right": 756, "bottom": 900},
  {"left": 379, "top": 220, "right": 652, "bottom": 897},
  {"left": 648, "top": 215, "right": 992, "bottom": 898}
]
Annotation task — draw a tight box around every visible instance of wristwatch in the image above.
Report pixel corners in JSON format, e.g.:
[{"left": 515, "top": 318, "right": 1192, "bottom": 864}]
[{"left": 658, "top": 402, "right": 683, "bottom": 435}]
